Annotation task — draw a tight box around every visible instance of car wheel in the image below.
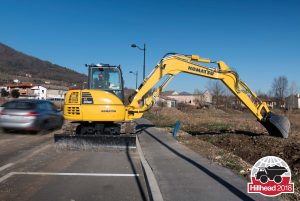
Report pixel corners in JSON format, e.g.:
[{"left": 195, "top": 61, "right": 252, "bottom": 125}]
[
  {"left": 29, "top": 130, "right": 39, "bottom": 135},
  {"left": 57, "top": 118, "right": 64, "bottom": 129},
  {"left": 38, "top": 120, "right": 49, "bottom": 134},
  {"left": 2, "top": 128, "right": 11, "bottom": 133}
]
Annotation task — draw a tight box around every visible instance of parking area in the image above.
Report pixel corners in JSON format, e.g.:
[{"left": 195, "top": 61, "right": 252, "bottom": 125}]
[{"left": 0, "top": 131, "right": 148, "bottom": 201}]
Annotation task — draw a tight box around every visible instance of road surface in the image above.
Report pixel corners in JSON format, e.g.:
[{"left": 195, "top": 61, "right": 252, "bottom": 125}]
[
  {"left": 0, "top": 120, "right": 278, "bottom": 201},
  {"left": 0, "top": 130, "right": 148, "bottom": 201},
  {"left": 136, "top": 118, "right": 276, "bottom": 201}
]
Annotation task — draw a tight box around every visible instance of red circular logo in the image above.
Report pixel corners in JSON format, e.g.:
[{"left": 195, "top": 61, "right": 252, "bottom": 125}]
[{"left": 248, "top": 156, "right": 294, "bottom": 197}]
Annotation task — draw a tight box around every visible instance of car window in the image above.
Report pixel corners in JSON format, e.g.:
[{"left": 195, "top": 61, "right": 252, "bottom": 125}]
[
  {"left": 42, "top": 102, "right": 55, "bottom": 111},
  {"left": 17, "top": 102, "right": 36, "bottom": 109},
  {"left": 37, "top": 103, "right": 45, "bottom": 110},
  {"left": 3, "top": 101, "right": 35, "bottom": 109},
  {"left": 49, "top": 103, "right": 58, "bottom": 111},
  {"left": 39, "top": 102, "right": 48, "bottom": 111},
  {"left": 2, "top": 101, "right": 16, "bottom": 108}
]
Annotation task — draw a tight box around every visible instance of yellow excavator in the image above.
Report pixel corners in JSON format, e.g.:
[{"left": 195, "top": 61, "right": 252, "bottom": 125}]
[{"left": 54, "top": 53, "right": 290, "bottom": 148}]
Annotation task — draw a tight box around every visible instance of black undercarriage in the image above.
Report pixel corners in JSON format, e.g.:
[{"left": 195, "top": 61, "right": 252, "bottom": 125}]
[{"left": 75, "top": 122, "right": 121, "bottom": 135}]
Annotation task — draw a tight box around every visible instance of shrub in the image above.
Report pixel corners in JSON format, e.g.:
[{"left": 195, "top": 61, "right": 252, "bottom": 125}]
[
  {"left": 1, "top": 88, "right": 9, "bottom": 97},
  {"left": 11, "top": 89, "right": 20, "bottom": 98}
]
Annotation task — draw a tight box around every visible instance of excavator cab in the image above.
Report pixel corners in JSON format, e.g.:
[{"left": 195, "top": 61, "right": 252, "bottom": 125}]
[
  {"left": 88, "top": 64, "right": 125, "bottom": 102},
  {"left": 54, "top": 64, "right": 136, "bottom": 149}
]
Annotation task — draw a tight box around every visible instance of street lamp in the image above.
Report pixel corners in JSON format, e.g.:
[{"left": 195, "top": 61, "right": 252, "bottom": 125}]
[
  {"left": 131, "top": 43, "right": 146, "bottom": 81},
  {"left": 129, "top": 71, "right": 138, "bottom": 89},
  {"left": 82, "top": 81, "right": 87, "bottom": 89}
]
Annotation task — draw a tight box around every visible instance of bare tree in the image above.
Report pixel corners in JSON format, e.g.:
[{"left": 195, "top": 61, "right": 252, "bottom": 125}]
[
  {"left": 1, "top": 88, "right": 9, "bottom": 97},
  {"left": 271, "top": 76, "right": 288, "bottom": 108},
  {"left": 256, "top": 89, "right": 269, "bottom": 100},
  {"left": 207, "top": 80, "right": 225, "bottom": 107},
  {"left": 222, "top": 87, "right": 232, "bottom": 109},
  {"left": 193, "top": 88, "right": 204, "bottom": 108},
  {"left": 11, "top": 89, "right": 20, "bottom": 98},
  {"left": 289, "top": 81, "right": 299, "bottom": 96},
  {"left": 286, "top": 81, "right": 299, "bottom": 110}
]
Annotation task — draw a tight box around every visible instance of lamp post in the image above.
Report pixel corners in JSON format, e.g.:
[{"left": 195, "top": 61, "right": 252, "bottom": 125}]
[
  {"left": 131, "top": 43, "right": 146, "bottom": 81},
  {"left": 129, "top": 71, "right": 138, "bottom": 89},
  {"left": 82, "top": 82, "right": 87, "bottom": 89}
]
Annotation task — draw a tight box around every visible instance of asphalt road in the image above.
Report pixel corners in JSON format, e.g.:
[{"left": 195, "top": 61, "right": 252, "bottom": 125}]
[
  {"left": 0, "top": 120, "right": 279, "bottom": 201},
  {"left": 0, "top": 130, "right": 148, "bottom": 201},
  {"left": 136, "top": 119, "right": 276, "bottom": 201}
]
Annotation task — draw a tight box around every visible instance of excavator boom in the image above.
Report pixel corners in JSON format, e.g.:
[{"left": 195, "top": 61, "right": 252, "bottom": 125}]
[{"left": 125, "top": 53, "right": 290, "bottom": 138}]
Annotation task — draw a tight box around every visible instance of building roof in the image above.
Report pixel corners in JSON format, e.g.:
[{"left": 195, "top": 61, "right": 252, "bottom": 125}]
[
  {"left": 178, "top": 91, "right": 192, "bottom": 96},
  {"left": 31, "top": 86, "right": 47, "bottom": 90},
  {"left": 161, "top": 90, "right": 178, "bottom": 96},
  {"left": 0, "top": 83, "right": 33, "bottom": 88},
  {"left": 160, "top": 96, "right": 177, "bottom": 101}
]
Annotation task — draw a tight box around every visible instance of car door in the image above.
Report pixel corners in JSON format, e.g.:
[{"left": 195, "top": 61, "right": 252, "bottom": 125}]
[
  {"left": 38, "top": 101, "right": 53, "bottom": 129},
  {"left": 47, "top": 102, "right": 62, "bottom": 128}
]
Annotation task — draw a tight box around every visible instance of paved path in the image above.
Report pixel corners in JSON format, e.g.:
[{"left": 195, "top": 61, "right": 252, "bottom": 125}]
[
  {"left": 0, "top": 130, "right": 148, "bottom": 201},
  {"left": 137, "top": 118, "right": 275, "bottom": 201}
]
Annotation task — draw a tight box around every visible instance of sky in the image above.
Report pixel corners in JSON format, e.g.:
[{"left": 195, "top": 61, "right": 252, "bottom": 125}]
[{"left": 0, "top": 0, "right": 299, "bottom": 93}]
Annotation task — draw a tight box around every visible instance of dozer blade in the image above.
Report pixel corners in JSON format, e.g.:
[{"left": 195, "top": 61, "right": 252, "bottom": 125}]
[
  {"left": 260, "top": 112, "right": 290, "bottom": 138},
  {"left": 54, "top": 134, "right": 136, "bottom": 150}
]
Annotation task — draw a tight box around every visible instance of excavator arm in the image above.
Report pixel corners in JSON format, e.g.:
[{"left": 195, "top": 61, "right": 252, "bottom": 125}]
[{"left": 126, "top": 53, "right": 290, "bottom": 138}]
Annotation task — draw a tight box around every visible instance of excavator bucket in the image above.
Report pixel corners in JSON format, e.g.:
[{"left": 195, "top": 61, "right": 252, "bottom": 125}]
[
  {"left": 54, "top": 134, "right": 136, "bottom": 150},
  {"left": 260, "top": 113, "right": 290, "bottom": 138}
]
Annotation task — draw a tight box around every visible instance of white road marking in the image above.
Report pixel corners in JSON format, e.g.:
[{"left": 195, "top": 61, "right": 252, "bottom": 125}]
[
  {"left": 0, "top": 171, "right": 139, "bottom": 183},
  {"left": 0, "top": 163, "right": 14, "bottom": 172},
  {"left": 0, "top": 172, "right": 14, "bottom": 183},
  {"left": 12, "top": 172, "right": 139, "bottom": 177}
]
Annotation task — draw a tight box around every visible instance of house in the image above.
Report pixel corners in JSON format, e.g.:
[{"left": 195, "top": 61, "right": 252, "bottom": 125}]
[
  {"left": 161, "top": 90, "right": 179, "bottom": 96},
  {"left": 158, "top": 90, "right": 212, "bottom": 106},
  {"left": 166, "top": 90, "right": 212, "bottom": 106},
  {"left": 195, "top": 90, "right": 212, "bottom": 105},
  {"left": 31, "top": 86, "right": 47, "bottom": 100},
  {"left": 155, "top": 96, "right": 176, "bottom": 108},
  {"left": 0, "top": 83, "right": 35, "bottom": 98},
  {"left": 0, "top": 83, "right": 67, "bottom": 101},
  {"left": 286, "top": 94, "right": 300, "bottom": 109},
  {"left": 169, "top": 94, "right": 196, "bottom": 105},
  {"left": 47, "top": 89, "right": 67, "bottom": 101},
  {"left": 264, "top": 99, "right": 276, "bottom": 109}
]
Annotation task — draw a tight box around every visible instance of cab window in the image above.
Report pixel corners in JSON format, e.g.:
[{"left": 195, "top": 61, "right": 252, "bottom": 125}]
[{"left": 91, "top": 67, "right": 121, "bottom": 90}]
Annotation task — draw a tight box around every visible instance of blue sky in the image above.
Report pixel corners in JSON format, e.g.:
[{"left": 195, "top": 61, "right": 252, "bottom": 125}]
[{"left": 0, "top": 0, "right": 299, "bottom": 93}]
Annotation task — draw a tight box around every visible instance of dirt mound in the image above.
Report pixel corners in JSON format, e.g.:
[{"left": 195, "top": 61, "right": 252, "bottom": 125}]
[{"left": 195, "top": 133, "right": 300, "bottom": 171}]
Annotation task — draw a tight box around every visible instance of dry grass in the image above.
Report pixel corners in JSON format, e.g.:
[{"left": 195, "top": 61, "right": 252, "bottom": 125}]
[
  {"left": 144, "top": 107, "right": 300, "bottom": 200},
  {"left": 145, "top": 107, "right": 269, "bottom": 135}
]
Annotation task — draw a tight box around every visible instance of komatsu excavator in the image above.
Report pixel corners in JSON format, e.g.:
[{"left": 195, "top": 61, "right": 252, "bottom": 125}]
[{"left": 54, "top": 53, "right": 290, "bottom": 148}]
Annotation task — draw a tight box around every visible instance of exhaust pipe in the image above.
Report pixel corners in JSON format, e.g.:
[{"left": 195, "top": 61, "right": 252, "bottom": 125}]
[{"left": 260, "top": 112, "right": 290, "bottom": 138}]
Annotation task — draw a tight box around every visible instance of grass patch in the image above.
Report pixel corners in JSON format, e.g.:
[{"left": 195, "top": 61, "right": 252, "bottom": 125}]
[
  {"left": 207, "top": 123, "right": 231, "bottom": 131},
  {"left": 143, "top": 111, "right": 176, "bottom": 127},
  {"left": 225, "top": 159, "right": 243, "bottom": 172}
]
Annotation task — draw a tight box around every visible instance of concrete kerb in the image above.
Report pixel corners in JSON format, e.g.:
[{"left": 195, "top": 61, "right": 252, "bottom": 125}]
[{"left": 136, "top": 137, "right": 164, "bottom": 201}]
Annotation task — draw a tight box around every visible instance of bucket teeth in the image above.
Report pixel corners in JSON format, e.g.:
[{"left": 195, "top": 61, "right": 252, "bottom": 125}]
[{"left": 260, "top": 112, "right": 290, "bottom": 138}]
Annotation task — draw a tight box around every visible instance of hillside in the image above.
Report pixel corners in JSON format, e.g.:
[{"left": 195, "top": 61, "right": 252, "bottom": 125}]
[{"left": 0, "top": 43, "right": 87, "bottom": 87}]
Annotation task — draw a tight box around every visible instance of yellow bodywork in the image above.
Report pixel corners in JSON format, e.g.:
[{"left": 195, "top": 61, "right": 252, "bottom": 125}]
[
  {"left": 64, "top": 90, "right": 126, "bottom": 122},
  {"left": 64, "top": 54, "right": 270, "bottom": 123}
]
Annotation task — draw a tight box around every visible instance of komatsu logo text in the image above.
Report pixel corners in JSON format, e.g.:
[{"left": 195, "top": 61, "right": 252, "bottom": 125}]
[
  {"left": 101, "top": 110, "right": 116, "bottom": 113},
  {"left": 188, "top": 66, "right": 214, "bottom": 76}
]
